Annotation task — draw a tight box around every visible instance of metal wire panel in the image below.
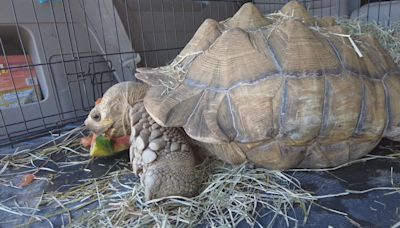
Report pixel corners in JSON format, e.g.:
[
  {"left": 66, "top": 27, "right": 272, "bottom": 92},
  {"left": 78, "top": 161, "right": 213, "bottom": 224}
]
[
  {"left": 253, "top": 0, "right": 349, "bottom": 17},
  {"left": 0, "top": 0, "right": 397, "bottom": 147},
  {"left": 252, "top": 0, "right": 398, "bottom": 26},
  {"left": 0, "top": 0, "right": 244, "bottom": 147}
]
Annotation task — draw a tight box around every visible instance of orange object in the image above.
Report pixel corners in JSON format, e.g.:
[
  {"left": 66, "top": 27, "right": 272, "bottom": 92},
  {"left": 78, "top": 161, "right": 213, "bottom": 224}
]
[
  {"left": 95, "top": 98, "right": 102, "bottom": 105},
  {"left": 113, "top": 135, "right": 131, "bottom": 152},
  {"left": 0, "top": 55, "right": 42, "bottom": 107},
  {"left": 81, "top": 135, "right": 95, "bottom": 148},
  {"left": 18, "top": 173, "right": 36, "bottom": 188},
  {"left": 81, "top": 134, "right": 98, "bottom": 148}
]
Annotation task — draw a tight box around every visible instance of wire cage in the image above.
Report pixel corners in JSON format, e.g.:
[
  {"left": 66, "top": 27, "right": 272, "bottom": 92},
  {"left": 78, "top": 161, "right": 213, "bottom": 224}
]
[{"left": 0, "top": 0, "right": 398, "bottom": 148}]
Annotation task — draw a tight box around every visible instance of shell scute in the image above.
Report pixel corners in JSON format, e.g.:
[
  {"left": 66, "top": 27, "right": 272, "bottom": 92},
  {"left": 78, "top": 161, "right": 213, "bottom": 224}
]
[
  {"left": 137, "top": 1, "right": 398, "bottom": 147},
  {"left": 186, "top": 28, "right": 277, "bottom": 89},
  {"left": 269, "top": 19, "right": 340, "bottom": 74}
]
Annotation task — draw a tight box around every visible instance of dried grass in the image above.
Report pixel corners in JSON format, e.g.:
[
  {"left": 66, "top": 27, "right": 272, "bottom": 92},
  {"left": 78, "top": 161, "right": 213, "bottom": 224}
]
[
  {"left": 1, "top": 125, "right": 399, "bottom": 227},
  {"left": 0, "top": 127, "right": 315, "bottom": 227},
  {"left": 70, "top": 161, "right": 315, "bottom": 227},
  {"left": 1, "top": 18, "right": 400, "bottom": 227},
  {"left": 337, "top": 19, "right": 400, "bottom": 65}
]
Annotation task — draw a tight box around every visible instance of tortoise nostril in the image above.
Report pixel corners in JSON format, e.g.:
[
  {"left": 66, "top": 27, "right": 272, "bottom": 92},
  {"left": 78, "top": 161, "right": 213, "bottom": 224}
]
[{"left": 91, "top": 112, "right": 101, "bottom": 122}]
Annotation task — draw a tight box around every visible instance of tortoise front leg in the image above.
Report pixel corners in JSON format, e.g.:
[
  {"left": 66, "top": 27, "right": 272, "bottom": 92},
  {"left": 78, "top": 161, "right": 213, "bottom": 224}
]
[{"left": 129, "top": 103, "right": 201, "bottom": 201}]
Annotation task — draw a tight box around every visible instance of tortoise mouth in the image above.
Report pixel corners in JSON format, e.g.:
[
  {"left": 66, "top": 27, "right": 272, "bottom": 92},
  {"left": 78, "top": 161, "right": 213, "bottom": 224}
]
[
  {"left": 86, "top": 121, "right": 115, "bottom": 139},
  {"left": 103, "top": 123, "right": 115, "bottom": 139}
]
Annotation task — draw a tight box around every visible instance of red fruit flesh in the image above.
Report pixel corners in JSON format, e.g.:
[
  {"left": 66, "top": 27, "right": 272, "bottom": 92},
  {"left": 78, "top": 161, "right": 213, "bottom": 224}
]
[{"left": 113, "top": 135, "right": 131, "bottom": 152}]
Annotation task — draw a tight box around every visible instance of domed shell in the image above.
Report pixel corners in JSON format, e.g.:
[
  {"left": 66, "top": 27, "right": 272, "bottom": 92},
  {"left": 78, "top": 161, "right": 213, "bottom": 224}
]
[{"left": 136, "top": 1, "right": 400, "bottom": 145}]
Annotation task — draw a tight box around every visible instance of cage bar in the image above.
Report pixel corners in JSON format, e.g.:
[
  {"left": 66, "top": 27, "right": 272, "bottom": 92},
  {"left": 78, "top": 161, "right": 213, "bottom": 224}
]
[{"left": 0, "top": 0, "right": 398, "bottom": 148}]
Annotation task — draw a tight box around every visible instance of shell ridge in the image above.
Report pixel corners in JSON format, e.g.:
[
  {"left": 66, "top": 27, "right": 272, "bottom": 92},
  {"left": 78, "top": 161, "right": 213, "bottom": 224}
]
[
  {"left": 201, "top": 92, "right": 230, "bottom": 141},
  {"left": 279, "top": 79, "right": 289, "bottom": 137},
  {"left": 353, "top": 78, "right": 367, "bottom": 136},
  {"left": 317, "top": 74, "right": 330, "bottom": 138},
  {"left": 227, "top": 93, "right": 239, "bottom": 140},
  {"left": 312, "top": 30, "right": 343, "bottom": 73},
  {"left": 270, "top": 80, "right": 285, "bottom": 138},
  {"left": 266, "top": 35, "right": 283, "bottom": 74},
  {"left": 248, "top": 32, "right": 263, "bottom": 56},
  {"left": 325, "top": 37, "right": 346, "bottom": 71},
  {"left": 381, "top": 79, "right": 392, "bottom": 140},
  {"left": 313, "top": 33, "right": 331, "bottom": 141},
  {"left": 182, "top": 69, "right": 387, "bottom": 93},
  {"left": 351, "top": 78, "right": 387, "bottom": 141},
  {"left": 184, "top": 90, "right": 206, "bottom": 128}
]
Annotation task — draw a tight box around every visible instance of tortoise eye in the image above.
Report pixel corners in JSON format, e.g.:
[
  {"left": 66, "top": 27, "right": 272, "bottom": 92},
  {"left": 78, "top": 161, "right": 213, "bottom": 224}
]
[{"left": 91, "top": 111, "right": 101, "bottom": 122}]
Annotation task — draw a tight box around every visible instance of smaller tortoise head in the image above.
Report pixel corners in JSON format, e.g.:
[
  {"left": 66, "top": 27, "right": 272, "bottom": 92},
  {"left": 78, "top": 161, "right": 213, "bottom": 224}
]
[{"left": 85, "top": 81, "right": 148, "bottom": 138}]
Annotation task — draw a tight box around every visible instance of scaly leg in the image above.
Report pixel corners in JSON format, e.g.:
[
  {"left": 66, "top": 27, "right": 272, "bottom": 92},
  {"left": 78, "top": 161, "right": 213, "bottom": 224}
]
[{"left": 129, "top": 102, "right": 201, "bottom": 201}]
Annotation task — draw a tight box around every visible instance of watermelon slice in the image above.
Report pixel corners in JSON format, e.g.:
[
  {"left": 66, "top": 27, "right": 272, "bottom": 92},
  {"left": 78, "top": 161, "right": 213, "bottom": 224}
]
[
  {"left": 90, "top": 135, "right": 114, "bottom": 157},
  {"left": 112, "top": 135, "right": 131, "bottom": 153},
  {"left": 86, "top": 134, "right": 130, "bottom": 157}
]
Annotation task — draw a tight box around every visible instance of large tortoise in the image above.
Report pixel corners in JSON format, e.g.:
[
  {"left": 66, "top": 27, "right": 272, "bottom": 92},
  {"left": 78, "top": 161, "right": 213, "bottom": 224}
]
[{"left": 85, "top": 1, "right": 400, "bottom": 200}]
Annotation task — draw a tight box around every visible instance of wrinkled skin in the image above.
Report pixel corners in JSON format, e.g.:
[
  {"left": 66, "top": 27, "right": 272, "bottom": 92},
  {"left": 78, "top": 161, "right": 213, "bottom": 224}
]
[
  {"left": 85, "top": 82, "right": 148, "bottom": 138},
  {"left": 85, "top": 82, "right": 201, "bottom": 201}
]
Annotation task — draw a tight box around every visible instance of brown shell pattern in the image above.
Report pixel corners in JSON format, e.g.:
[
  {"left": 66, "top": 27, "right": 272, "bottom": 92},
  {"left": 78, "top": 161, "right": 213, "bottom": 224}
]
[{"left": 136, "top": 1, "right": 400, "bottom": 147}]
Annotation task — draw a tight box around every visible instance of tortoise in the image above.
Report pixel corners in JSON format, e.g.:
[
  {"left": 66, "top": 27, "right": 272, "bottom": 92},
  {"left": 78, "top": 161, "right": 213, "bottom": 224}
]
[{"left": 85, "top": 1, "right": 400, "bottom": 201}]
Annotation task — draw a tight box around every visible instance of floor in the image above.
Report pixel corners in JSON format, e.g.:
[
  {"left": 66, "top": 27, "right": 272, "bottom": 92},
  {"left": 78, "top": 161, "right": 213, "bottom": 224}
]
[{"left": 0, "top": 127, "right": 399, "bottom": 227}]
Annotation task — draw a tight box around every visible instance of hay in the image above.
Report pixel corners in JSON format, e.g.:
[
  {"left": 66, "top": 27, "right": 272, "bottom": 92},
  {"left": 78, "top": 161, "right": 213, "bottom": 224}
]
[
  {"left": 337, "top": 19, "right": 400, "bottom": 65},
  {"left": 0, "top": 127, "right": 315, "bottom": 227},
  {"left": 1, "top": 18, "right": 400, "bottom": 227},
  {"left": 1, "top": 127, "right": 399, "bottom": 227},
  {"left": 70, "top": 161, "right": 315, "bottom": 227}
]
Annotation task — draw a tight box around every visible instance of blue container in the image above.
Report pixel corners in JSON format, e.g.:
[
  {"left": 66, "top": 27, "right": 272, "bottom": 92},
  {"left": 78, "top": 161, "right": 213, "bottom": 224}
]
[{"left": 38, "top": 0, "right": 62, "bottom": 4}]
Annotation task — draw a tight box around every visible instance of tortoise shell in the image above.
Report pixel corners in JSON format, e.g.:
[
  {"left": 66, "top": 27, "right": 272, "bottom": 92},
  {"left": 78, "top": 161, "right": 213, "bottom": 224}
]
[{"left": 136, "top": 1, "right": 400, "bottom": 168}]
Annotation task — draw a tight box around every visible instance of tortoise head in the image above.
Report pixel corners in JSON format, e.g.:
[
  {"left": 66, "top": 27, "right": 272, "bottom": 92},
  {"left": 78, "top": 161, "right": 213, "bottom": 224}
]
[{"left": 84, "top": 81, "right": 148, "bottom": 138}]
